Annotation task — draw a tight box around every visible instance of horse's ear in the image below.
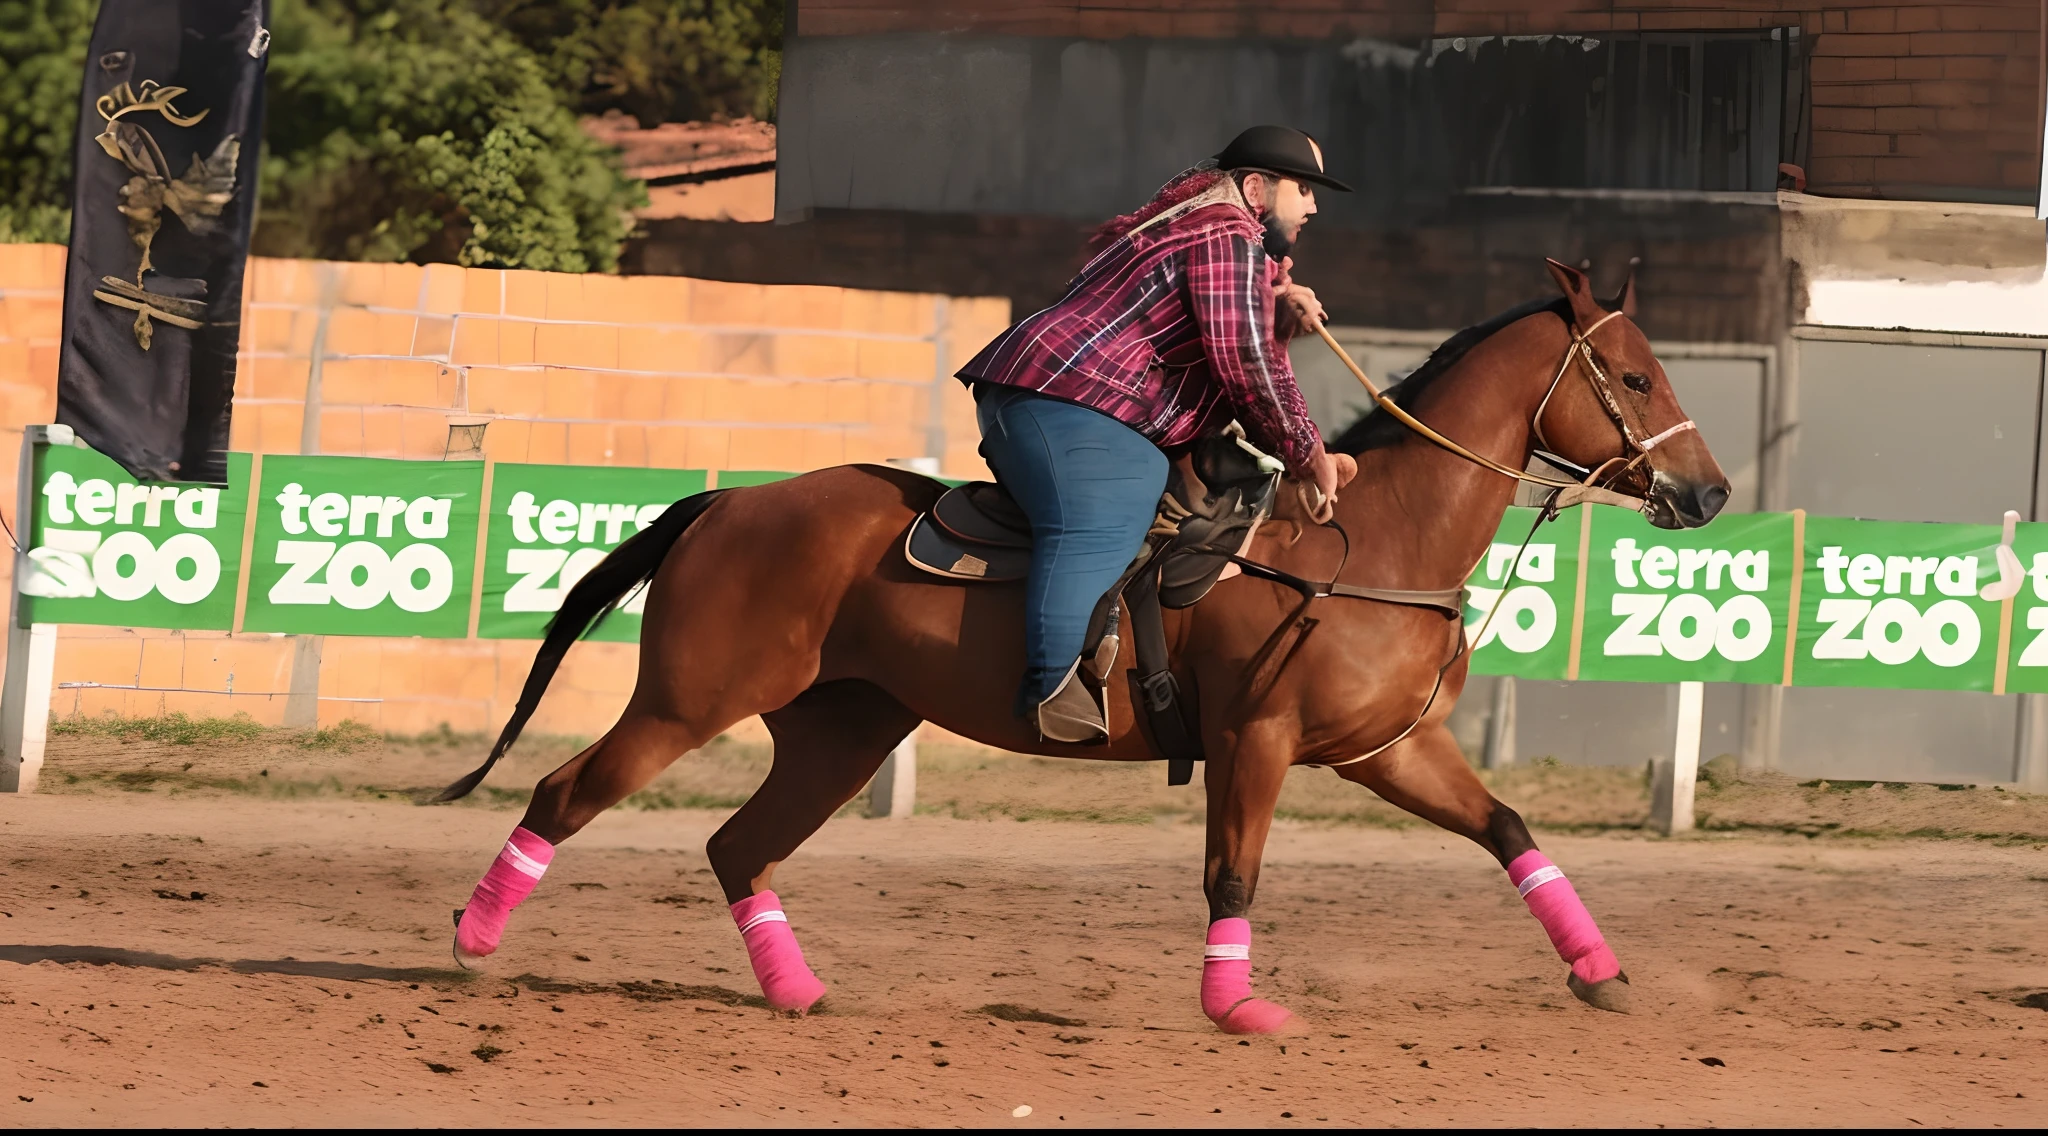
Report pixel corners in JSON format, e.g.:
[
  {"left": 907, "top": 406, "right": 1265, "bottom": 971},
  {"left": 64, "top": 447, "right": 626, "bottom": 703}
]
[
  {"left": 1609, "top": 257, "right": 1640, "bottom": 318},
  {"left": 1545, "top": 257, "right": 1604, "bottom": 326}
]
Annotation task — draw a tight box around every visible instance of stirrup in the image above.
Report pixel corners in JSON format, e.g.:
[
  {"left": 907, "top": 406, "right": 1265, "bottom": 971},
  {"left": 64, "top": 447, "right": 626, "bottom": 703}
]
[{"left": 1035, "top": 658, "right": 1109, "bottom": 744}]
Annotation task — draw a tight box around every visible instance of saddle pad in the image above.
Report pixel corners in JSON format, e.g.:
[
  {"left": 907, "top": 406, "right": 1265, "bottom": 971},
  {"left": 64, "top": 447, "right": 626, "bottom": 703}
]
[
  {"left": 904, "top": 513, "right": 1031, "bottom": 582},
  {"left": 932, "top": 482, "right": 1032, "bottom": 549}
]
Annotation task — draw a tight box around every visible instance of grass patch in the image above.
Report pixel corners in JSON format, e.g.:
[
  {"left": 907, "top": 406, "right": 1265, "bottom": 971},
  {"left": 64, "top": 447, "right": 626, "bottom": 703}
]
[
  {"left": 53, "top": 711, "right": 266, "bottom": 746},
  {"left": 298, "top": 720, "right": 380, "bottom": 751}
]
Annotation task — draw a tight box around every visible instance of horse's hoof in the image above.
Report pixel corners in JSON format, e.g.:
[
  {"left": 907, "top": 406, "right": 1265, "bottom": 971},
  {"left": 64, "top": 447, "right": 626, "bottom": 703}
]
[
  {"left": 1568, "top": 969, "right": 1631, "bottom": 1013},
  {"left": 451, "top": 908, "right": 489, "bottom": 971},
  {"left": 1213, "top": 997, "right": 1297, "bottom": 1035}
]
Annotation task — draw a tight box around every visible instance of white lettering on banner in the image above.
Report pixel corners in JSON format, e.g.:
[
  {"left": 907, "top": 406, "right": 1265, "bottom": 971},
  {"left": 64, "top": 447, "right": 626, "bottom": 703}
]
[
  {"left": 21, "top": 526, "right": 220, "bottom": 605},
  {"left": 504, "top": 548, "right": 569, "bottom": 612},
  {"left": 2021, "top": 606, "right": 2048, "bottom": 667},
  {"left": 270, "top": 539, "right": 456, "bottom": 610},
  {"left": 274, "top": 483, "right": 454, "bottom": 542},
  {"left": 1603, "top": 592, "right": 1774, "bottom": 662},
  {"left": 496, "top": 494, "right": 678, "bottom": 617},
  {"left": 1610, "top": 538, "right": 1769, "bottom": 591},
  {"left": 1816, "top": 546, "right": 1977, "bottom": 598},
  {"left": 1466, "top": 585, "right": 1556, "bottom": 652},
  {"left": 1810, "top": 595, "right": 1980, "bottom": 666}
]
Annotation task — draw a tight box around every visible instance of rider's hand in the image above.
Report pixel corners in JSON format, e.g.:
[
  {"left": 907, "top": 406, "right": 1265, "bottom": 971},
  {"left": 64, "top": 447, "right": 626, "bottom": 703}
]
[
  {"left": 1276, "top": 257, "right": 1327, "bottom": 328},
  {"left": 1310, "top": 448, "right": 1343, "bottom": 508}
]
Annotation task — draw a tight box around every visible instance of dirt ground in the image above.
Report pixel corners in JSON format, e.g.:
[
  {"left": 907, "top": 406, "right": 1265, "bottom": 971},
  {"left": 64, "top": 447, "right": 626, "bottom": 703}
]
[{"left": 4, "top": 720, "right": 2048, "bottom": 1126}]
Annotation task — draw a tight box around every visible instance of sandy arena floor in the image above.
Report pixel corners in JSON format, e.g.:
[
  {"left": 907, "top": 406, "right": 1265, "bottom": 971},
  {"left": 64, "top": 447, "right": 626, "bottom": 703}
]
[{"left": 4, "top": 758, "right": 2047, "bottom": 1127}]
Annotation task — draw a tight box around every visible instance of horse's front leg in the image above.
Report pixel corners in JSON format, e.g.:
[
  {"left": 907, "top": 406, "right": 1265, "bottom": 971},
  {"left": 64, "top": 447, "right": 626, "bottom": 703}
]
[
  {"left": 1335, "top": 722, "right": 1630, "bottom": 1012},
  {"left": 1198, "top": 722, "right": 1298, "bottom": 1034}
]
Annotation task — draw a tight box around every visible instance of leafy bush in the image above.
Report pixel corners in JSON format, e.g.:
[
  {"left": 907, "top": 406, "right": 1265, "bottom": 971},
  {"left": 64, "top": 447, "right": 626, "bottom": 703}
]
[{"left": 0, "top": 0, "right": 779, "bottom": 266}]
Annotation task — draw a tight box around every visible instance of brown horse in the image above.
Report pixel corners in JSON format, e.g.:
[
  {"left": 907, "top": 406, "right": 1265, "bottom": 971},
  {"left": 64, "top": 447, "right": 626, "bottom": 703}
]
[{"left": 442, "top": 259, "right": 1729, "bottom": 1032}]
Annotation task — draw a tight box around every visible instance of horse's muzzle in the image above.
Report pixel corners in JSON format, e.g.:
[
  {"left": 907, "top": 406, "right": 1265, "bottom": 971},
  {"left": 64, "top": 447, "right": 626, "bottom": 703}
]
[{"left": 1647, "top": 471, "right": 1729, "bottom": 530}]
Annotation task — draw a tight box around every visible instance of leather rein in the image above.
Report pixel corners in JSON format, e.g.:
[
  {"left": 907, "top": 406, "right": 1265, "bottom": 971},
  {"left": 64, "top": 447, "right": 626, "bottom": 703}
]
[{"left": 1230, "top": 308, "right": 1699, "bottom": 769}]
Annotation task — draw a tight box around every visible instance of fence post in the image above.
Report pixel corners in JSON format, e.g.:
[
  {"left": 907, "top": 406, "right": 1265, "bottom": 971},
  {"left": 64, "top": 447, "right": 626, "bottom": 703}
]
[
  {"left": 1649, "top": 681, "right": 1704, "bottom": 835},
  {"left": 1481, "top": 675, "right": 1516, "bottom": 770},
  {"left": 280, "top": 266, "right": 339, "bottom": 730},
  {"left": 1, "top": 426, "right": 62, "bottom": 793},
  {"left": 2017, "top": 694, "right": 2048, "bottom": 793},
  {"left": 868, "top": 733, "right": 918, "bottom": 818}
]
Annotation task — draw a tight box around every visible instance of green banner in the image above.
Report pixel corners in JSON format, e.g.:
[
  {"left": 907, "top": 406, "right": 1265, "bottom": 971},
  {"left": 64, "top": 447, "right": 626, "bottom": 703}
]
[
  {"left": 241, "top": 456, "right": 485, "bottom": 637},
  {"left": 1578, "top": 509, "right": 1794, "bottom": 684},
  {"left": 18, "top": 443, "right": 251, "bottom": 630},
  {"left": 2001, "top": 522, "right": 2048, "bottom": 694},
  {"left": 1464, "top": 507, "right": 1578, "bottom": 679},
  {"left": 477, "top": 464, "right": 708, "bottom": 641},
  {"left": 1795, "top": 516, "right": 2002, "bottom": 692}
]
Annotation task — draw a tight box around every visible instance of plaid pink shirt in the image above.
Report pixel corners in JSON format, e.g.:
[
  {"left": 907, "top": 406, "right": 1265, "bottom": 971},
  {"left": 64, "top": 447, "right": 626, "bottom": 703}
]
[{"left": 955, "top": 200, "right": 1322, "bottom": 476}]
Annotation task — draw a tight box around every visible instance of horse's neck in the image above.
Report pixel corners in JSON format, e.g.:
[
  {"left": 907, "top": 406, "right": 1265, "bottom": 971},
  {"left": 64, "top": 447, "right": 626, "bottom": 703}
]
[{"left": 1342, "top": 318, "right": 1560, "bottom": 588}]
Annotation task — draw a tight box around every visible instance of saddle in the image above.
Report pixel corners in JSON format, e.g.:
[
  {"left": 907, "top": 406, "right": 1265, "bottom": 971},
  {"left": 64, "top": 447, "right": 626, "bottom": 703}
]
[{"left": 904, "top": 426, "right": 1283, "bottom": 785}]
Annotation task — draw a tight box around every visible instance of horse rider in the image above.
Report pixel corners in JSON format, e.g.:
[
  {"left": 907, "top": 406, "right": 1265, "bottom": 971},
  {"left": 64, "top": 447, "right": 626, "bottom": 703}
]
[{"left": 956, "top": 124, "right": 1357, "bottom": 744}]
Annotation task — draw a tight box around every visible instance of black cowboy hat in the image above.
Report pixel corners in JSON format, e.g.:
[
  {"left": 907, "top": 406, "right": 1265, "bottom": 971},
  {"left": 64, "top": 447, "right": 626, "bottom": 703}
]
[{"left": 1213, "top": 125, "right": 1352, "bottom": 192}]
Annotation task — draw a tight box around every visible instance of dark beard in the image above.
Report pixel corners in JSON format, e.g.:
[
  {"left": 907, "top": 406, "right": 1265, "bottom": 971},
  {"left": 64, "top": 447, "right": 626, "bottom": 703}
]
[{"left": 1260, "top": 213, "right": 1294, "bottom": 259}]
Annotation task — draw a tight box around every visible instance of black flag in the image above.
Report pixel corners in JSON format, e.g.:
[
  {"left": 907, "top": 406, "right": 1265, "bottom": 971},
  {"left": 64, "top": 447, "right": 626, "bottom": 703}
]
[{"left": 56, "top": 0, "right": 268, "bottom": 485}]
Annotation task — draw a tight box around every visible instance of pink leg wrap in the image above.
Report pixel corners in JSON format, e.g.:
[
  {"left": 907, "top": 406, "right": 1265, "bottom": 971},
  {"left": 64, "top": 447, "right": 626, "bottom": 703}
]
[
  {"left": 731, "top": 891, "right": 828, "bottom": 1013},
  {"left": 454, "top": 826, "right": 554, "bottom": 962},
  {"left": 1507, "top": 850, "right": 1620, "bottom": 984},
  {"left": 1200, "top": 918, "right": 1294, "bottom": 1034}
]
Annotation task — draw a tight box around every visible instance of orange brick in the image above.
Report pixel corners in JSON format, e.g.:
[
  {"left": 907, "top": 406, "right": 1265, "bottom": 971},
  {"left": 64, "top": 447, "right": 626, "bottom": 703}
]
[
  {"left": 857, "top": 338, "right": 936, "bottom": 381},
  {"left": 1813, "top": 106, "right": 1878, "bottom": 132},
  {"left": 1894, "top": 6, "right": 1943, "bottom": 33},
  {"left": 498, "top": 320, "right": 537, "bottom": 366},
  {"left": 482, "top": 418, "right": 532, "bottom": 462},
  {"left": 727, "top": 427, "right": 806, "bottom": 470},
  {"left": 317, "top": 358, "right": 381, "bottom": 405},
  {"left": 581, "top": 273, "right": 632, "bottom": 324},
  {"left": 843, "top": 289, "right": 933, "bottom": 337},
  {"left": 526, "top": 421, "right": 570, "bottom": 464},
  {"left": 1894, "top": 55, "right": 1943, "bottom": 80},
  {"left": 412, "top": 315, "right": 454, "bottom": 359},
  {"left": 1814, "top": 32, "right": 1912, "bottom": 57},
  {"left": 359, "top": 407, "right": 404, "bottom": 457},
  {"left": 461, "top": 267, "right": 504, "bottom": 315},
  {"left": 663, "top": 375, "right": 709, "bottom": 420},
  {"left": 541, "top": 369, "right": 600, "bottom": 419},
  {"left": 619, "top": 326, "right": 704, "bottom": 373},
  {"left": 1843, "top": 8, "right": 1895, "bottom": 33},
  {"left": 468, "top": 367, "right": 547, "bottom": 416},
  {"left": 380, "top": 359, "right": 444, "bottom": 407},
  {"left": 504, "top": 271, "right": 548, "bottom": 319},
  {"left": 376, "top": 312, "right": 418, "bottom": 356},
  {"left": 253, "top": 403, "right": 304, "bottom": 454},
  {"left": 620, "top": 273, "right": 690, "bottom": 324},
  {"left": 566, "top": 423, "right": 612, "bottom": 464},
  {"left": 590, "top": 372, "right": 631, "bottom": 421},
  {"left": 249, "top": 356, "right": 309, "bottom": 402},
  {"left": 691, "top": 279, "right": 770, "bottom": 326},
  {"left": 539, "top": 273, "right": 587, "bottom": 323},
  {"left": 773, "top": 333, "right": 858, "bottom": 380},
  {"left": 378, "top": 263, "right": 425, "bottom": 311},
  {"left": 420, "top": 263, "right": 465, "bottom": 315},
  {"left": 612, "top": 425, "right": 650, "bottom": 467},
  {"left": 323, "top": 307, "right": 379, "bottom": 359},
  {"left": 645, "top": 425, "right": 691, "bottom": 465},
  {"left": 707, "top": 331, "right": 774, "bottom": 376},
  {"left": 449, "top": 316, "right": 499, "bottom": 365},
  {"left": 686, "top": 427, "right": 732, "bottom": 469},
  {"left": 402, "top": 410, "right": 449, "bottom": 459},
  {"left": 766, "top": 284, "right": 847, "bottom": 331}
]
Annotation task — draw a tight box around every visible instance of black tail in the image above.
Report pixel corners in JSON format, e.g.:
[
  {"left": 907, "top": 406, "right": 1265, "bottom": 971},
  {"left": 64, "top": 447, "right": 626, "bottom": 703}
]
[{"left": 434, "top": 490, "right": 729, "bottom": 802}]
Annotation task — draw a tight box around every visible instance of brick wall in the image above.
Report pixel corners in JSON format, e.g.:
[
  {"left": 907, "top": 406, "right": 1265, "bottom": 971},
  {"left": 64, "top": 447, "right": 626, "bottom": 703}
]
[
  {"left": 796, "top": 0, "right": 2047, "bottom": 201},
  {"left": 0, "top": 244, "right": 1007, "bottom": 736}
]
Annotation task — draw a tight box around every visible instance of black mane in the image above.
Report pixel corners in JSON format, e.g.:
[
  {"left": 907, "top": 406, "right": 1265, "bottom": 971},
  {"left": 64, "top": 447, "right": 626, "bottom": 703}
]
[{"left": 1325, "top": 296, "right": 1573, "bottom": 456}]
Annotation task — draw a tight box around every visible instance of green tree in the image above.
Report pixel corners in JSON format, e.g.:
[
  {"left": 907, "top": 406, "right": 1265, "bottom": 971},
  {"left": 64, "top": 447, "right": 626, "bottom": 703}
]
[
  {"left": 0, "top": 0, "right": 784, "bottom": 267},
  {"left": 256, "top": 0, "right": 644, "bottom": 270},
  {"left": 477, "top": 0, "right": 783, "bottom": 126},
  {"left": 0, "top": 0, "right": 93, "bottom": 242}
]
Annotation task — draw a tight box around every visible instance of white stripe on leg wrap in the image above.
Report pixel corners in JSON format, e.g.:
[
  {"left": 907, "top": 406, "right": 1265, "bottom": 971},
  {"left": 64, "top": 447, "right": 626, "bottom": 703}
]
[
  {"left": 500, "top": 842, "right": 549, "bottom": 879},
  {"left": 1516, "top": 864, "right": 1566, "bottom": 897},
  {"left": 738, "top": 909, "right": 789, "bottom": 935},
  {"left": 1203, "top": 944, "right": 1251, "bottom": 962}
]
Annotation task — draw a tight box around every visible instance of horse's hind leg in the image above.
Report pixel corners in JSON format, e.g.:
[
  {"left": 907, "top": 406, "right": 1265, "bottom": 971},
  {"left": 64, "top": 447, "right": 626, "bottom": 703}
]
[
  {"left": 451, "top": 707, "right": 717, "bottom": 968},
  {"left": 705, "top": 679, "right": 919, "bottom": 1012},
  {"left": 1337, "top": 723, "right": 1631, "bottom": 1013}
]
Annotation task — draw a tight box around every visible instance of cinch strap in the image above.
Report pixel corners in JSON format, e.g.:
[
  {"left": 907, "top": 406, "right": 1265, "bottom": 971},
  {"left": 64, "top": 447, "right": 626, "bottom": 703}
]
[
  {"left": 1203, "top": 944, "right": 1251, "bottom": 962},
  {"left": 501, "top": 841, "right": 549, "bottom": 879},
  {"left": 738, "top": 909, "right": 789, "bottom": 935},
  {"left": 1516, "top": 864, "right": 1566, "bottom": 897}
]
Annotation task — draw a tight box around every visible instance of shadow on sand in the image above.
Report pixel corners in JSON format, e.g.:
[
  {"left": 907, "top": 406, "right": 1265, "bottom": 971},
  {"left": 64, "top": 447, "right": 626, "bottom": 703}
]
[{"left": 0, "top": 943, "right": 466, "bottom": 984}]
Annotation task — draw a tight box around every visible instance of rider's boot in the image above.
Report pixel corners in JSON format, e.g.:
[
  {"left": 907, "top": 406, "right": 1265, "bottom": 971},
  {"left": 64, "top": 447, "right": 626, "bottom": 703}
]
[
  {"left": 452, "top": 826, "right": 554, "bottom": 968},
  {"left": 1034, "top": 658, "right": 1109, "bottom": 744},
  {"left": 1506, "top": 850, "right": 1630, "bottom": 1012}
]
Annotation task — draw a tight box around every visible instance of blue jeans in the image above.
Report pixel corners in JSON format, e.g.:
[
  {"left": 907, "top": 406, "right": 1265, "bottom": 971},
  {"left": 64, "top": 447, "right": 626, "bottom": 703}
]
[{"left": 975, "top": 384, "right": 1169, "bottom": 708}]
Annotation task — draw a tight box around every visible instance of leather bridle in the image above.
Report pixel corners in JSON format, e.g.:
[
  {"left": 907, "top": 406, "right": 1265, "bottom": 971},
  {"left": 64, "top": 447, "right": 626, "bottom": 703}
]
[{"left": 1309, "top": 308, "right": 1696, "bottom": 515}]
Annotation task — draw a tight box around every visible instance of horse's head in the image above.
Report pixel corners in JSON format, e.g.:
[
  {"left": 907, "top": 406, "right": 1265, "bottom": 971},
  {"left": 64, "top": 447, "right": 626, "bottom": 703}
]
[{"left": 1533, "top": 259, "right": 1730, "bottom": 530}]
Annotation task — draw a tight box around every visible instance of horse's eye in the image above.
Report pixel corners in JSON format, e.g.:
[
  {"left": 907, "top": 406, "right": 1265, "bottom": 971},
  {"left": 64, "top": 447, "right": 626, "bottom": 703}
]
[{"left": 1622, "top": 372, "right": 1652, "bottom": 395}]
